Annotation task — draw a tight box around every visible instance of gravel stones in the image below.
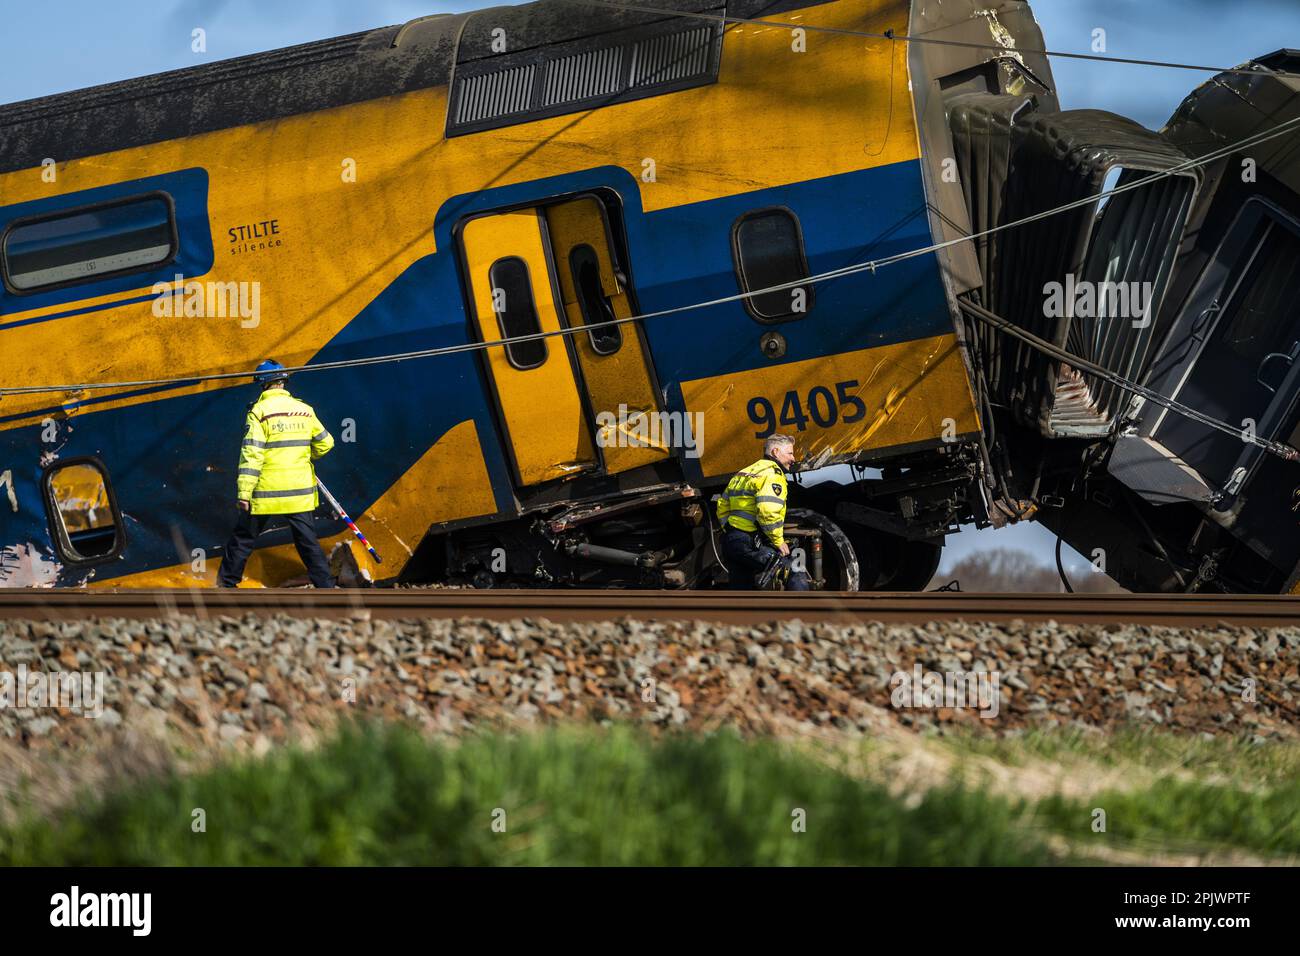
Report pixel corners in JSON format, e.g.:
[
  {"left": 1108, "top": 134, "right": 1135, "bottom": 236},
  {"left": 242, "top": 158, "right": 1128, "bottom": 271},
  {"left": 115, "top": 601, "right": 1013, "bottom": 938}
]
[{"left": 0, "top": 614, "right": 1295, "bottom": 751}]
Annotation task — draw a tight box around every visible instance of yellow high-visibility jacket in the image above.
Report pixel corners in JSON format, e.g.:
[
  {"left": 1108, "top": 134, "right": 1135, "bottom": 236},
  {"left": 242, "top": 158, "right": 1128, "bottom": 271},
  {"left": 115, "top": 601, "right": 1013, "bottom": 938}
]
[
  {"left": 236, "top": 387, "right": 334, "bottom": 515},
  {"left": 716, "top": 456, "right": 789, "bottom": 547}
]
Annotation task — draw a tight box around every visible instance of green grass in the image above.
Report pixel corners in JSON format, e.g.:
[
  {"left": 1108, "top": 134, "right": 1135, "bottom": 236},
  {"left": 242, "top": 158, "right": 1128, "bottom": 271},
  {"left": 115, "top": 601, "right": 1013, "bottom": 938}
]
[
  {"left": 929, "top": 727, "right": 1300, "bottom": 858},
  {"left": 0, "top": 722, "right": 1056, "bottom": 866},
  {"left": 4, "top": 723, "right": 1296, "bottom": 865},
  {"left": 941, "top": 725, "right": 1300, "bottom": 787},
  {"left": 1033, "top": 777, "right": 1300, "bottom": 858}
]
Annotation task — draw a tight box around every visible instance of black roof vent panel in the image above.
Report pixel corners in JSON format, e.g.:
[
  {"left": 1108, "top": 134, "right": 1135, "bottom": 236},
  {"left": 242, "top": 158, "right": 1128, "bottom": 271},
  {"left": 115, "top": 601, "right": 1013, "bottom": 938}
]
[{"left": 446, "top": 10, "right": 724, "bottom": 137}]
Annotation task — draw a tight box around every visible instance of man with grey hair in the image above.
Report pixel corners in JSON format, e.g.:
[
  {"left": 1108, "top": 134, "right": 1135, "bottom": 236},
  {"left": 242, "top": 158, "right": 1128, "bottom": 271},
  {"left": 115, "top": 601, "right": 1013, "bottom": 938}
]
[{"left": 715, "top": 434, "right": 810, "bottom": 590}]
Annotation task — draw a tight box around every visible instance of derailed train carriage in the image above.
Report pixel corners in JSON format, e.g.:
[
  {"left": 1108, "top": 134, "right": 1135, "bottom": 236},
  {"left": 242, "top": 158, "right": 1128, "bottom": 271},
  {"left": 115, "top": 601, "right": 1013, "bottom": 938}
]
[{"left": 0, "top": 0, "right": 1297, "bottom": 592}]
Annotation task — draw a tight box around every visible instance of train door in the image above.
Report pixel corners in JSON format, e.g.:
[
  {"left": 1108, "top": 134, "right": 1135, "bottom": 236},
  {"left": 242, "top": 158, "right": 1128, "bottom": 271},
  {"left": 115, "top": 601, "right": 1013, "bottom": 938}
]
[
  {"left": 1146, "top": 202, "right": 1300, "bottom": 564},
  {"left": 458, "top": 197, "right": 665, "bottom": 489},
  {"left": 543, "top": 196, "right": 667, "bottom": 475},
  {"left": 460, "top": 209, "right": 598, "bottom": 486}
]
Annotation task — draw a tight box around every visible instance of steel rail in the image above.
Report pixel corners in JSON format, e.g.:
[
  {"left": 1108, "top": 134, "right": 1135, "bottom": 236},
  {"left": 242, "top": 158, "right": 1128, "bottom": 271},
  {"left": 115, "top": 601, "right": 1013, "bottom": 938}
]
[{"left": 0, "top": 590, "right": 1298, "bottom": 627}]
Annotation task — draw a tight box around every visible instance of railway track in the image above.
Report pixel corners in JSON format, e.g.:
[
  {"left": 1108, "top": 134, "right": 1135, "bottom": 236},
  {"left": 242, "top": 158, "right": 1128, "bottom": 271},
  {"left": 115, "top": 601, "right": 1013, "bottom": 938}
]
[{"left": 0, "top": 589, "right": 1298, "bottom": 627}]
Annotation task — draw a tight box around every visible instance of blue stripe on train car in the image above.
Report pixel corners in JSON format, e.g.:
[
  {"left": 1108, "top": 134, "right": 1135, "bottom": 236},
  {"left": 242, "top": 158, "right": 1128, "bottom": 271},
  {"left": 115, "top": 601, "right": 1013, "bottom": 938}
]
[
  {"left": 0, "top": 435, "right": 60, "bottom": 583},
  {"left": 427, "top": 157, "right": 948, "bottom": 486},
  {"left": 0, "top": 168, "right": 214, "bottom": 315},
  {"left": 429, "top": 158, "right": 947, "bottom": 384},
  {"left": 303, "top": 252, "right": 517, "bottom": 522},
  {"left": 0, "top": 261, "right": 506, "bottom": 584},
  {"left": 629, "top": 162, "right": 949, "bottom": 382},
  {"left": 4, "top": 157, "right": 948, "bottom": 583}
]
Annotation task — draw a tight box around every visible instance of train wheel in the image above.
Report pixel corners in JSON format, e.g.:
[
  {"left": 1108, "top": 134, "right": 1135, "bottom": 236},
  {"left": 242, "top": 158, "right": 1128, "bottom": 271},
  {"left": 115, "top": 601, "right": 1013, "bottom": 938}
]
[
  {"left": 845, "top": 527, "right": 943, "bottom": 591},
  {"left": 786, "top": 509, "right": 859, "bottom": 591},
  {"left": 887, "top": 539, "right": 943, "bottom": 590}
]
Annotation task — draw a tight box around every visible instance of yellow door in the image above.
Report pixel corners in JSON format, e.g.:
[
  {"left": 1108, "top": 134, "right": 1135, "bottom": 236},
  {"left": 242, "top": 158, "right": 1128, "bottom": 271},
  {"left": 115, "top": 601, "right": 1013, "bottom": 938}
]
[
  {"left": 460, "top": 209, "right": 598, "bottom": 486},
  {"left": 545, "top": 196, "right": 669, "bottom": 475}
]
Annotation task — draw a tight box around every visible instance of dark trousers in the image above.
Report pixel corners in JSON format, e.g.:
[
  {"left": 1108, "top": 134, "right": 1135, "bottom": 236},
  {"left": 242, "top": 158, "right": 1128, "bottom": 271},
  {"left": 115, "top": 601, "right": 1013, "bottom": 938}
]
[
  {"left": 721, "top": 527, "right": 811, "bottom": 591},
  {"left": 217, "top": 510, "right": 335, "bottom": 588}
]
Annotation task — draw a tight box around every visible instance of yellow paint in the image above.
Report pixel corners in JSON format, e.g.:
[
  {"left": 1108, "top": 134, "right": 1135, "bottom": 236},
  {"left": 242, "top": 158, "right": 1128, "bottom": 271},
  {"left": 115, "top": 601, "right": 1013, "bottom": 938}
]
[
  {"left": 460, "top": 209, "right": 597, "bottom": 485},
  {"left": 92, "top": 418, "right": 497, "bottom": 587},
  {"left": 4, "top": 0, "right": 933, "bottom": 582},
  {"left": 0, "top": 286, "right": 160, "bottom": 326},
  {"left": 680, "top": 334, "right": 981, "bottom": 479},
  {"left": 0, "top": 0, "right": 916, "bottom": 431},
  {"left": 544, "top": 196, "right": 668, "bottom": 475}
]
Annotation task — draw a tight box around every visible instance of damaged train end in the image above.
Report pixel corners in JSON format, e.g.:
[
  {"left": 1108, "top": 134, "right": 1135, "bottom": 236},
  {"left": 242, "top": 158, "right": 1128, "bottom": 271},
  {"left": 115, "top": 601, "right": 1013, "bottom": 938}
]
[{"left": 930, "top": 26, "right": 1300, "bottom": 593}]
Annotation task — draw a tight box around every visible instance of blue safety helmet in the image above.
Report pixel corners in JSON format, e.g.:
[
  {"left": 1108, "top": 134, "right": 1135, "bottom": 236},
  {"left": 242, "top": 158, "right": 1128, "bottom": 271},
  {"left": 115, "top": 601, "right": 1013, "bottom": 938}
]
[{"left": 254, "top": 359, "right": 290, "bottom": 385}]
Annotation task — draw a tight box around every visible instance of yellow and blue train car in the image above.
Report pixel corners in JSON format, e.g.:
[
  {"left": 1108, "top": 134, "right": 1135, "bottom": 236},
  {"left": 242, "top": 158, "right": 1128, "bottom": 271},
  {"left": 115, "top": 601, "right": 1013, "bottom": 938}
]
[{"left": 0, "top": 0, "right": 1062, "bottom": 589}]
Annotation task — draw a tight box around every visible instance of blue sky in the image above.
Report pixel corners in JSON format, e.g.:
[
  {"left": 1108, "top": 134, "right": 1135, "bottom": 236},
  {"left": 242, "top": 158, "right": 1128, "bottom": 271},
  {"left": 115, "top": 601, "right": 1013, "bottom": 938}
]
[{"left": 3, "top": 0, "right": 1296, "bottom": 576}]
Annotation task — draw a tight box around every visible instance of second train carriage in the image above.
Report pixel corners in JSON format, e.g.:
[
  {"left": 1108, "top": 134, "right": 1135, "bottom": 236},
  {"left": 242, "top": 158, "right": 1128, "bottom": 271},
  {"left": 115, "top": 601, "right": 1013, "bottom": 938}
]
[{"left": 0, "top": 0, "right": 1298, "bottom": 593}]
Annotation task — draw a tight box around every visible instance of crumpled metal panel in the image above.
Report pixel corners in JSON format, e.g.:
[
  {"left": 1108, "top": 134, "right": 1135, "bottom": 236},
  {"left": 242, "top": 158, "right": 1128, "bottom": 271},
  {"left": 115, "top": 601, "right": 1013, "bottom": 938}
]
[
  {"left": 952, "top": 107, "right": 1196, "bottom": 437},
  {"left": 947, "top": 91, "right": 1036, "bottom": 406},
  {"left": 1062, "top": 168, "right": 1196, "bottom": 433}
]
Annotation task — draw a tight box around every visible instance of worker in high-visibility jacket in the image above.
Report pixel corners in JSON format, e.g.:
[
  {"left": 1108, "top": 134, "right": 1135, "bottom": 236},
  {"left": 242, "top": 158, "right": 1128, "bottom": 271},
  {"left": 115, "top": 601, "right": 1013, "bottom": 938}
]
[
  {"left": 216, "top": 360, "right": 336, "bottom": 588},
  {"left": 715, "top": 433, "right": 810, "bottom": 590}
]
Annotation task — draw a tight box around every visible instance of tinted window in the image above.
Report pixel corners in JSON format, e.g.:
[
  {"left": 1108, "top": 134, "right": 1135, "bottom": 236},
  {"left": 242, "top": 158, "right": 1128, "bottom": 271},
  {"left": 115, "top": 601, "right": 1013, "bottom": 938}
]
[
  {"left": 1217, "top": 222, "right": 1300, "bottom": 363},
  {"left": 489, "top": 256, "right": 547, "bottom": 369},
  {"left": 570, "top": 244, "right": 622, "bottom": 355},
  {"left": 45, "top": 461, "right": 122, "bottom": 562},
  {"left": 732, "top": 208, "right": 814, "bottom": 322},
  {"left": 4, "top": 195, "right": 174, "bottom": 292}
]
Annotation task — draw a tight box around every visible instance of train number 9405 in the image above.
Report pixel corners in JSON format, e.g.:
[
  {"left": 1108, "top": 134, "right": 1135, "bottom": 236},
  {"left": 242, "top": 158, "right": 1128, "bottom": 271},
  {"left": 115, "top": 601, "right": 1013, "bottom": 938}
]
[{"left": 746, "top": 380, "right": 866, "bottom": 438}]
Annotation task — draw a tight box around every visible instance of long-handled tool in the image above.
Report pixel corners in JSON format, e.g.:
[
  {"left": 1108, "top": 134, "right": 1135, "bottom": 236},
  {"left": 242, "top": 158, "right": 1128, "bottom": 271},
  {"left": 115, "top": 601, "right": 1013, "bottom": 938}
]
[{"left": 316, "top": 478, "right": 382, "bottom": 564}]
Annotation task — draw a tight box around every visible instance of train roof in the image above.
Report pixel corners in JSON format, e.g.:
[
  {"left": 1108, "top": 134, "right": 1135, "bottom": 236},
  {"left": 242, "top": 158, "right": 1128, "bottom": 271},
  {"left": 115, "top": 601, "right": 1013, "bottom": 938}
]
[
  {"left": 1163, "top": 47, "right": 1300, "bottom": 192},
  {"left": 0, "top": 0, "right": 816, "bottom": 175}
]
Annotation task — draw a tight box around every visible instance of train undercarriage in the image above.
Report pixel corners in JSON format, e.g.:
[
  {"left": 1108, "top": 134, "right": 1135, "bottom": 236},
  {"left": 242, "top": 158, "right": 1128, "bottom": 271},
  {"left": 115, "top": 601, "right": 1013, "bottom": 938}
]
[{"left": 399, "top": 440, "right": 984, "bottom": 591}]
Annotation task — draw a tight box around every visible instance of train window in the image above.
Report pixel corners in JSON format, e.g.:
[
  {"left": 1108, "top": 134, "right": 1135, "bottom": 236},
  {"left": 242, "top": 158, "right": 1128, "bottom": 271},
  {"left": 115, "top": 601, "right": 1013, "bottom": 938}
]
[
  {"left": 570, "top": 244, "right": 622, "bottom": 355},
  {"left": 43, "top": 461, "right": 124, "bottom": 563},
  {"left": 732, "top": 208, "right": 815, "bottom": 322},
  {"left": 2, "top": 194, "right": 176, "bottom": 293},
  {"left": 1217, "top": 221, "right": 1298, "bottom": 357},
  {"left": 488, "top": 256, "right": 548, "bottom": 370}
]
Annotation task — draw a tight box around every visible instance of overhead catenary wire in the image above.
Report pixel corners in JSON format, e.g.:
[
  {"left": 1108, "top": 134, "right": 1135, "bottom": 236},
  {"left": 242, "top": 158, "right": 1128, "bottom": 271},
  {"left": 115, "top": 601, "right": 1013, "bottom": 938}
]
[
  {"left": 4, "top": 108, "right": 1298, "bottom": 405},
  {"left": 563, "top": 0, "right": 1300, "bottom": 80}
]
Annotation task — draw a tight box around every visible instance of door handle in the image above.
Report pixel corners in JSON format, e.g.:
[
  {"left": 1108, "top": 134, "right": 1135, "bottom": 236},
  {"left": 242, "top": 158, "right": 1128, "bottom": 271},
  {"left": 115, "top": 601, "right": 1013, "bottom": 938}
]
[
  {"left": 1256, "top": 344, "right": 1298, "bottom": 394},
  {"left": 1191, "top": 300, "right": 1221, "bottom": 341}
]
